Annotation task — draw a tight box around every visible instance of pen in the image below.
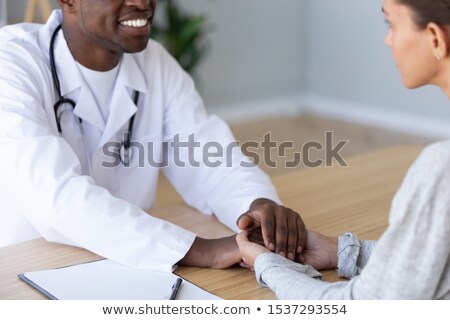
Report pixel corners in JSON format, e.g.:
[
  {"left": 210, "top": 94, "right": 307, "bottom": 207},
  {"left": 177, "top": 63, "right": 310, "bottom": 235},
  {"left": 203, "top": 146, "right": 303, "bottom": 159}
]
[{"left": 169, "top": 277, "right": 183, "bottom": 300}]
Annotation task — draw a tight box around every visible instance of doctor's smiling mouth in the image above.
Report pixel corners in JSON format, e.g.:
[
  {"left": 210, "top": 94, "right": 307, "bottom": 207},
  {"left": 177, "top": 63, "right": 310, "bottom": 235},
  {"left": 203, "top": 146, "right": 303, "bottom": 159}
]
[
  {"left": 96, "top": 0, "right": 157, "bottom": 53},
  {"left": 118, "top": 7, "right": 154, "bottom": 38}
]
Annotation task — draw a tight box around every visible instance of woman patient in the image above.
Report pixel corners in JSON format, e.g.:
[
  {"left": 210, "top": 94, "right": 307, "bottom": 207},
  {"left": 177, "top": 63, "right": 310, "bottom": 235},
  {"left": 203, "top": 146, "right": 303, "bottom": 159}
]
[{"left": 237, "top": 0, "right": 450, "bottom": 299}]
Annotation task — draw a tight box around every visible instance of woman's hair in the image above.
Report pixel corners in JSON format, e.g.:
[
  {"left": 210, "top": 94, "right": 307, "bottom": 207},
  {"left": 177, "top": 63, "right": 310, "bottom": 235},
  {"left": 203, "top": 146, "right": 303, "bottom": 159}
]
[{"left": 396, "top": 0, "right": 450, "bottom": 29}]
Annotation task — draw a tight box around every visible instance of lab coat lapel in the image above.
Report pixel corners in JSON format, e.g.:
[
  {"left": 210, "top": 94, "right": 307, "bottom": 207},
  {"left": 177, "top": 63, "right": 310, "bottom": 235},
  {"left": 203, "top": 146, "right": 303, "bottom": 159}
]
[
  {"left": 98, "top": 85, "right": 137, "bottom": 149},
  {"left": 73, "top": 87, "right": 106, "bottom": 132},
  {"left": 97, "top": 54, "right": 148, "bottom": 150}
]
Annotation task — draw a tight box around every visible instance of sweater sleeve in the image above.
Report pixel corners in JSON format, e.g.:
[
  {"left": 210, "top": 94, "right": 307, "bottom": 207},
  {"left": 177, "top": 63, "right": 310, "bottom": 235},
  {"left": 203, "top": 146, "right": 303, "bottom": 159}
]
[{"left": 254, "top": 253, "right": 359, "bottom": 300}]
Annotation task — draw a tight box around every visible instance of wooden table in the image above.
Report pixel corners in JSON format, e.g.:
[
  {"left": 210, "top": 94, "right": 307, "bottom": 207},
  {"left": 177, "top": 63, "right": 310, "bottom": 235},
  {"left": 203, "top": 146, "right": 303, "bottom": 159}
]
[{"left": 0, "top": 145, "right": 422, "bottom": 300}]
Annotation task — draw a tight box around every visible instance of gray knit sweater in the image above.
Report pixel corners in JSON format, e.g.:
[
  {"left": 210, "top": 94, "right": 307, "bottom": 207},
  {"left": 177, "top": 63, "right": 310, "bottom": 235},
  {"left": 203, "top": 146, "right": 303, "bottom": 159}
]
[{"left": 255, "top": 141, "right": 450, "bottom": 299}]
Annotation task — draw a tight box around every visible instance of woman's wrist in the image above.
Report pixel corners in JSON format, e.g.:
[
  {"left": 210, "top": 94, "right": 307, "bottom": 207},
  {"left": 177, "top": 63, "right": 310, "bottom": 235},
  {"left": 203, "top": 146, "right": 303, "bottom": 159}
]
[{"left": 328, "top": 236, "right": 339, "bottom": 269}]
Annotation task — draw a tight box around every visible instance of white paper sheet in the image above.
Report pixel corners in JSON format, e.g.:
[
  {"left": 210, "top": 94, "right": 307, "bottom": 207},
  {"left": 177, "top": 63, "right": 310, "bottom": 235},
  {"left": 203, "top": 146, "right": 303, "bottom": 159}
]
[{"left": 19, "top": 260, "right": 221, "bottom": 300}]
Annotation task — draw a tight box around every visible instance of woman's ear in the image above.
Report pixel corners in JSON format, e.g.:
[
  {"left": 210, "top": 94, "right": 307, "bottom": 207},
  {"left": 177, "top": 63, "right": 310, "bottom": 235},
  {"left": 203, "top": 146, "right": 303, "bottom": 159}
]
[{"left": 427, "top": 22, "right": 450, "bottom": 61}]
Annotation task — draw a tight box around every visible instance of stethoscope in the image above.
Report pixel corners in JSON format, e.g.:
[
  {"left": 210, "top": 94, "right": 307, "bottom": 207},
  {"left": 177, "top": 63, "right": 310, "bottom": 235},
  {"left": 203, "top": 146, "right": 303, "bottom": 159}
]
[{"left": 49, "top": 24, "right": 139, "bottom": 167}]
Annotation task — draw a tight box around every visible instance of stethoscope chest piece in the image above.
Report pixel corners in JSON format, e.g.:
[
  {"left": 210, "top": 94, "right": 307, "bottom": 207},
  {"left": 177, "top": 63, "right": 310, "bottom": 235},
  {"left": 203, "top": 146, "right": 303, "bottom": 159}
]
[{"left": 120, "top": 142, "right": 132, "bottom": 167}]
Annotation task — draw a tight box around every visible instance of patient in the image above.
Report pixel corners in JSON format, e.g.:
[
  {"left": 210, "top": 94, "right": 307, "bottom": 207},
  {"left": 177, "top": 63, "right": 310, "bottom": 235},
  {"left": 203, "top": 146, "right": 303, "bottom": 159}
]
[{"left": 237, "top": 0, "right": 450, "bottom": 299}]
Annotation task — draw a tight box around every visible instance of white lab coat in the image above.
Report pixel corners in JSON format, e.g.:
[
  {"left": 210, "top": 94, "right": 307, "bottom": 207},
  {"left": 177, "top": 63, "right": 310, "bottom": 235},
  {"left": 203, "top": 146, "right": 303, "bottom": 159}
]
[{"left": 0, "top": 11, "right": 280, "bottom": 271}]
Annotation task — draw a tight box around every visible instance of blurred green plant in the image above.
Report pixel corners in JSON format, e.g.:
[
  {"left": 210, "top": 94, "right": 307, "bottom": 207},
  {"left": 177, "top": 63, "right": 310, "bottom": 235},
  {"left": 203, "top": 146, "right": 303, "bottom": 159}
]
[{"left": 151, "top": 0, "right": 211, "bottom": 77}]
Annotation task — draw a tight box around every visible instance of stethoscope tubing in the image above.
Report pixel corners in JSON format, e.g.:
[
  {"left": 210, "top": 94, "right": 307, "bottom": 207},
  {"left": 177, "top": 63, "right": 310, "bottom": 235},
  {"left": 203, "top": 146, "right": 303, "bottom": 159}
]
[{"left": 49, "top": 24, "right": 138, "bottom": 166}]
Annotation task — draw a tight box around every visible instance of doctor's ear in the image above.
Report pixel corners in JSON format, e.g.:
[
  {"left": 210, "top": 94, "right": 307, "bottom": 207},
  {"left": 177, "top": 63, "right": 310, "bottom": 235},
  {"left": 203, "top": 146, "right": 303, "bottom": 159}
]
[
  {"left": 426, "top": 22, "right": 450, "bottom": 61},
  {"left": 57, "top": 0, "right": 77, "bottom": 13}
]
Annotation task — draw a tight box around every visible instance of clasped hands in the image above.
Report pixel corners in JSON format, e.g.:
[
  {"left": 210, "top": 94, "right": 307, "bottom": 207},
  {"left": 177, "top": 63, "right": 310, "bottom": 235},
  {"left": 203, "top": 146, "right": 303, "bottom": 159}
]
[
  {"left": 179, "top": 199, "right": 338, "bottom": 271},
  {"left": 236, "top": 199, "right": 338, "bottom": 271}
]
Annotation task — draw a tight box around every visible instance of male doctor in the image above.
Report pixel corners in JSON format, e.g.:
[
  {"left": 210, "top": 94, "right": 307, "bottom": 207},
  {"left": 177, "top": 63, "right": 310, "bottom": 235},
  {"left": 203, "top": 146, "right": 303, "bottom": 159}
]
[{"left": 0, "top": 0, "right": 306, "bottom": 271}]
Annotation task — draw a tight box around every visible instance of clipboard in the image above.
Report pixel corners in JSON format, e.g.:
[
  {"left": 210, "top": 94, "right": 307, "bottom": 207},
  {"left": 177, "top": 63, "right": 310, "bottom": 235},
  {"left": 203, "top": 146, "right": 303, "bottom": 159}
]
[{"left": 19, "top": 259, "right": 221, "bottom": 300}]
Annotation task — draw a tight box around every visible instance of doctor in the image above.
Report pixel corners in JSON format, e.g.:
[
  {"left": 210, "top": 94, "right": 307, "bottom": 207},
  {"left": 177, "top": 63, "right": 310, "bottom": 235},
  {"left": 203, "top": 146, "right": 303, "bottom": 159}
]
[{"left": 0, "top": 0, "right": 306, "bottom": 271}]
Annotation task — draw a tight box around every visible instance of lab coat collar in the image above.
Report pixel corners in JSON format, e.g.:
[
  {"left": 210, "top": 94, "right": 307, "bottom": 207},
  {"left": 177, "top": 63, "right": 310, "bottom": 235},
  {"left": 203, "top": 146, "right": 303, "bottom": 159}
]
[
  {"left": 118, "top": 54, "right": 149, "bottom": 95},
  {"left": 52, "top": 32, "right": 106, "bottom": 131},
  {"left": 49, "top": 11, "right": 83, "bottom": 97},
  {"left": 45, "top": 11, "right": 104, "bottom": 131}
]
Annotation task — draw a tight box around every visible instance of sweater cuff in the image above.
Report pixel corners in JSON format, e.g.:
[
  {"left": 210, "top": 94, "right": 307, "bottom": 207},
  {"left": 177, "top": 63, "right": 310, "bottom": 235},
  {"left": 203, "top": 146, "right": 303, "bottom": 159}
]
[
  {"left": 337, "top": 232, "right": 361, "bottom": 279},
  {"left": 255, "top": 253, "right": 322, "bottom": 287}
]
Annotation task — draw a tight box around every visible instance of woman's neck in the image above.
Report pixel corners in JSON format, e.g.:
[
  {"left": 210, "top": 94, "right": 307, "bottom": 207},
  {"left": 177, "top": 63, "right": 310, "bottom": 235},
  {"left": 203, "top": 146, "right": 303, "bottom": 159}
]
[
  {"left": 431, "top": 59, "right": 450, "bottom": 100},
  {"left": 441, "top": 63, "right": 450, "bottom": 100}
]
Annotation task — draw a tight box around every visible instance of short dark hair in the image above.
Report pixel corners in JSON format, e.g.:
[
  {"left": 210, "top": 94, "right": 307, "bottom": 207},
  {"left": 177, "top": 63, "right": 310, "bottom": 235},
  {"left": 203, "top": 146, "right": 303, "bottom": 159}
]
[{"left": 396, "top": 0, "right": 450, "bottom": 29}]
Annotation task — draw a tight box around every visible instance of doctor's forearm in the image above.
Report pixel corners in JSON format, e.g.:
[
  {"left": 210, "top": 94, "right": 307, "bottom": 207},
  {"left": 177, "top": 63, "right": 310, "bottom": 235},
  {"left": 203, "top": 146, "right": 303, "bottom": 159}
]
[{"left": 178, "top": 236, "right": 241, "bottom": 269}]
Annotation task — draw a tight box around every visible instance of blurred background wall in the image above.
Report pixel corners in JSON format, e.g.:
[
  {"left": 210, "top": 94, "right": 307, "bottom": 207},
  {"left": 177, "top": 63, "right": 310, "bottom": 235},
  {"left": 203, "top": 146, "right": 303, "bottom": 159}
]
[
  {"left": 3, "top": 0, "right": 450, "bottom": 137},
  {"left": 303, "top": 0, "right": 450, "bottom": 137},
  {"left": 183, "top": 0, "right": 308, "bottom": 109},
  {"left": 4, "top": 0, "right": 57, "bottom": 23}
]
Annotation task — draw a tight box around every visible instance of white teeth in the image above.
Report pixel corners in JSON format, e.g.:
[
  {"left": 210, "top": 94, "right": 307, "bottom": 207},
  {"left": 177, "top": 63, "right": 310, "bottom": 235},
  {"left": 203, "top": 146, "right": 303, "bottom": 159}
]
[{"left": 120, "top": 19, "right": 147, "bottom": 28}]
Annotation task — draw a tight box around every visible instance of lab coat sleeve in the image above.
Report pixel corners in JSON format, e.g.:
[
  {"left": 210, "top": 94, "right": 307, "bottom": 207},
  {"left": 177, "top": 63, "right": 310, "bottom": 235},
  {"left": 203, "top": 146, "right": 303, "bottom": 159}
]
[
  {"left": 0, "top": 45, "right": 196, "bottom": 271},
  {"left": 157, "top": 46, "right": 281, "bottom": 232}
]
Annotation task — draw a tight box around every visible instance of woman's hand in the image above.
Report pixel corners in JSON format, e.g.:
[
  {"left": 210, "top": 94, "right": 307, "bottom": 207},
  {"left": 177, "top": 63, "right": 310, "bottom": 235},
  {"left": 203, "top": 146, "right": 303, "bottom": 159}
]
[
  {"left": 237, "top": 229, "right": 339, "bottom": 271},
  {"left": 297, "top": 231, "right": 338, "bottom": 271},
  {"left": 236, "top": 231, "right": 271, "bottom": 269}
]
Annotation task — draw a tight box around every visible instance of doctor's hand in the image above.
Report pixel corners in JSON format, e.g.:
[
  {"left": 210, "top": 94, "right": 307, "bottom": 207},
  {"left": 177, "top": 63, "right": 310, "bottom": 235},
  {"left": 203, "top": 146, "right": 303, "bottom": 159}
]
[
  {"left": 236, "top": 198, "right": 306, "bottom": 261},
  {"left": 178, "top": 236, "right": 241, "bottom": 269}
]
